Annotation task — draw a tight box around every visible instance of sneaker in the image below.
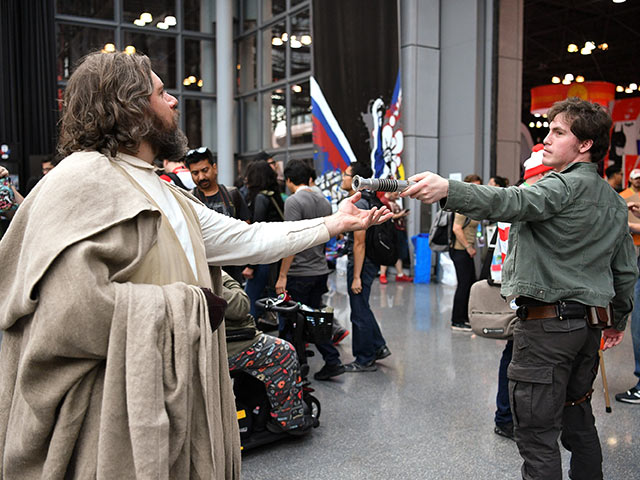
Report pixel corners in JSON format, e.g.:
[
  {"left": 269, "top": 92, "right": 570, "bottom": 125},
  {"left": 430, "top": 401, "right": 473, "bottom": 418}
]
[
  {"left": 494, "top": 422, "right": 515, "bottom": 440},
  {"left": 451, "top": 322, "right": 472, "bottom": 332},
  {"left": 379, "top": 274, "right": 388, "bottom": 284},
  {"left": 396, "top": 274, "right": 413, "bottom": 282},
  {"left": 332, "top": 328, "right": 350, "bottom": 345},
  {"left": 344, "top": 360, "right": 377, "bottom": 372},
  {"left": 615, "top": 386, "right": 640, "bottom": 404},
  {"left": 375, "top": 345, "right": 392, "bottom": 360},
  {"left": 313, "top": 363, "right": 346, "bottom": 381}
]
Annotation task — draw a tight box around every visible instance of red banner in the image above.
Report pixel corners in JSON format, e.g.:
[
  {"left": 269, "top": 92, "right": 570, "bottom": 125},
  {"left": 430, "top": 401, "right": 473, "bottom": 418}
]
[{"left": 530, "top": 82, "right": 616, "bottom": 115}]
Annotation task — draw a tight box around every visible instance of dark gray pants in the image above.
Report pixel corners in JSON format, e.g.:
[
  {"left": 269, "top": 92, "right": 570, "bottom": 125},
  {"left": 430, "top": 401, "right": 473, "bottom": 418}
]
[{"left": 508, "top": 317, "right": 602, "bottom": 480}]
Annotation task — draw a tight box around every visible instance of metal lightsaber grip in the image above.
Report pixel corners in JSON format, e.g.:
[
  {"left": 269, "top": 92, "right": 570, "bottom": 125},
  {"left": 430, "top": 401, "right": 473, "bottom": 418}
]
[{"left": 352, "top": 175, "right": 414, "bottom": 193}]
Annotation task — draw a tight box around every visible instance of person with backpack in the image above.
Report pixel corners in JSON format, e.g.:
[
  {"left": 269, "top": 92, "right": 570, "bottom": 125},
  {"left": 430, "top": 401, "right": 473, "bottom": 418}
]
[
  {"left": 340, "top": 161, "right": 391, "bottom": 372},
  {"left": 449, "top": 174, "right": 482, "bottom": 331}
]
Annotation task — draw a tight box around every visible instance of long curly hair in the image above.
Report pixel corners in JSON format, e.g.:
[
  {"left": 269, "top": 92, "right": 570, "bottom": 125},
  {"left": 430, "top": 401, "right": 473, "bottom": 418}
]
[{"left": 57, "top": 51, "right": 155, "bottom": 159}]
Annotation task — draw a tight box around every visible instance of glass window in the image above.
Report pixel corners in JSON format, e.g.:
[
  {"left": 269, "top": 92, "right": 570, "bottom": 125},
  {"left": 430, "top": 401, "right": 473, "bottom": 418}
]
[
  {"left": 241, "top": 96, "right": 260, "bottom": 152},
  {"left": 263, "top": 88, "right": 286, "bottom": 149},
  {"left": 262, "top": 21, "right": 286, "bottom": 85},
  {"left": 291, "top": 0, "right": 307, "bottom": 7},
  {"left": 290, "top": 81, "right": 311, "bottom": 145},
  {"left": 184, "top": 0, "right": 215, "bottom": 33},
  {"left": 184, "top": 98, "right": 217, "bottom": 151},
  {"left": 56, "top": 0, "right": 114, "bottom": 19},
  {"left": 243, "top": 0, "right": 258, "bottom": 31},
  {"left": 56, "top": 24, "right": 115, "bottom": 80},
  {"left": 237, "top": 34, "right": 257, "bottom": 93},
  {"left": 184, "top": 39, "right": 215, "bottom": 94},
  {"left": 123, "top": 31, "right": 177, "bottom": 89},
  {"left": 262, "top": 0, "right": 286, "bottom": 21},
  {"left": 290, "top": 9, "right": 311, "bottom": 77},
  {"left": 123, "top": 0, "right": 177, "bottom": 31}
]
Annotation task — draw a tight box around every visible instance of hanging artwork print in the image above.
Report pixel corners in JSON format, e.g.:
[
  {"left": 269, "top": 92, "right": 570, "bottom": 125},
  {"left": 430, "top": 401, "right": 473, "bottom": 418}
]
[{"left": 312, "top": 0, "right": 401, "bottom": 186}]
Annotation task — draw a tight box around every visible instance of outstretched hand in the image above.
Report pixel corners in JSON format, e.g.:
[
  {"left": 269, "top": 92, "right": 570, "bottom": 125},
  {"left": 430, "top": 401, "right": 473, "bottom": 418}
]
[
  {"left": 323, "top": 191, "right": 393, "bottom": 237},
  {"left": 601, "top": 328, "right": 624, "bottom": 351},
  {"left": 400, "top": 171, "right": 449, "bottom": 204},
  {"left": 628, "top": 202, "right": 640, "bottom": 219}
]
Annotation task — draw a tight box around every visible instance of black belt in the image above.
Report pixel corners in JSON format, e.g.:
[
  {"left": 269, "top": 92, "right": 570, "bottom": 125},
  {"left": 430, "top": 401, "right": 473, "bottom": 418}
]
[{"left": 516, "top": 299, "right": 587, "bottom": 321}]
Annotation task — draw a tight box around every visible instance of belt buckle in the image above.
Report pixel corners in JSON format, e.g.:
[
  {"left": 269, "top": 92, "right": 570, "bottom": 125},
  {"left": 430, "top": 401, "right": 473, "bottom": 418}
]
[{"left": 516, "top": 305, "right": 528, "bottom": 320}]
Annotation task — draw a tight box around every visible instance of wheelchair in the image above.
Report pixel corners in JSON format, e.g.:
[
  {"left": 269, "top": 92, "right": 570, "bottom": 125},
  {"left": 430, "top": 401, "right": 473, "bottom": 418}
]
[{"left": 233, "top": 296, "right": 329, "bottom": 450}]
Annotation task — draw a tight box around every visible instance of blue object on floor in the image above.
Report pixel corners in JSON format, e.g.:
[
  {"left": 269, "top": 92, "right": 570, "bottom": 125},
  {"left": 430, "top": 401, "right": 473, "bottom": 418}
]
[{"left": 411, "top": 233, "right": 431, "bottom": 284}]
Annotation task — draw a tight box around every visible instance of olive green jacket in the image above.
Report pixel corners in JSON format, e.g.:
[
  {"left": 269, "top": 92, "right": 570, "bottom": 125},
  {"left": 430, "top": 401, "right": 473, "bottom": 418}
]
[{"left": 444, "top": 161, "right": 637, "bottom": 330}]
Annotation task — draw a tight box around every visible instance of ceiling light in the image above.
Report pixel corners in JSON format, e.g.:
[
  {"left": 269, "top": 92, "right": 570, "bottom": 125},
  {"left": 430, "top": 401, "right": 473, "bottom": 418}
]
[
  {"left": 534, "top": 113, "right": 541, "bottom": 117},
  {"left": 562, "top": 78, "right": 571, "bottom": 85},
  {"left": 133, "top": 19, "right": 145, "bottom": 26},
  {"left": 616, "top": 85, "right": 624, "bottom": 92},
  {"left": 536, "top": 121, "right": 542, "bottom": 128},
  {"left": 543, "top": 121, "right": 549, "bottom": 128},
  {"left": 188, "top": 75, "right": 196, "bottom": 83},
  {"left": 103, "top": 43, "right": 116, "bottom": 53},
  {"left": 529, "top": 122, "right": 535, "bottom": 128},
  {"left": 551, "top": 76, "right": 561, "bottom": 84},
  {"left": 567, "top": 44, "right": 578, "bottom": 53},
  {"left": 124, "top": 45, "right": 136, "bottom": 55},
  {"left": 164, "top": 15, "right": 177, "bottom": 26},
  {"left": 612, "top": 0, "right": 626, "bottom": 3},
  {"left": 564, "top": 73, "right": 574, "bottom": 81},
  {"left": 630, "top": 83, "right": 638, "bottom": 91},
  {"left": 140, "top": 12, "right": 152, "bottom": 23},
  {"left": 292, "top": 84, "right": 302, "bottom": 93},
  {"left": 580, "top": 47, "right": 591, "bottom": 55},
  {"left": 598, "top": 43, "right": 608, "bottom": 50},
  {"left": 576, "top": 75, "right": 585, "bottom": 83},
  {"left": 183, "top": 78, "right": 190, "bottom": 86},
  {"left": 281, "top": 32, "right": 288, "bottom": 42},
  {"left": 300, "top": 34, "right": 312, "bottom": 45},
  {"left": 157, "top": 22, "right": 168, "bottom": 29},
  {"left": 290, "top": 38, "right": 302, "bottom": 49},
  {"left": 272, "top": 37, "right": 283, "bottom": 46},
  {"left": 542, "top": 114, "right": 547, "bottom": 118},
  {"left": 197, "top": 79, "right": 203, "bottom": 87},
  {"left": 626, "top": 87, "right": 633, "bottom": 93},
  {"left": 585, "top": 41, "right": 596, "bottom": 50}
]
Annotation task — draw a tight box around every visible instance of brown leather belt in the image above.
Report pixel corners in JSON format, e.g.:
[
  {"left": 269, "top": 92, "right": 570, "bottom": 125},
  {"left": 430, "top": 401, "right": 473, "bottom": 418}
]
[{"left": 519, "top": 305, "right": 558, "bottom": 320}]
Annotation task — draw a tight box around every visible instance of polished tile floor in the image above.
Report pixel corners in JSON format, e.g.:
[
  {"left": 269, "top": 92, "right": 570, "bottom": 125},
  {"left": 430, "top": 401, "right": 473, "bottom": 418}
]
[{"left": 241, "top": 271, "right": 639, "bottom": 480}]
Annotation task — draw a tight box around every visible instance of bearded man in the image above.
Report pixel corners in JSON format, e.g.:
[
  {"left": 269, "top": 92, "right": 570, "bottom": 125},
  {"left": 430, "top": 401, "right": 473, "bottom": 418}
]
[{"left": 0, "top": 51, "right": 390, "bottom": 479}]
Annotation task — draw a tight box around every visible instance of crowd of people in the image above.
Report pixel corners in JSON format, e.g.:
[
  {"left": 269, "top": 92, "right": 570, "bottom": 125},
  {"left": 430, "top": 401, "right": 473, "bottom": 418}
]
[{"left": 0, "top": 49, "right": 638, "bottom": 480}]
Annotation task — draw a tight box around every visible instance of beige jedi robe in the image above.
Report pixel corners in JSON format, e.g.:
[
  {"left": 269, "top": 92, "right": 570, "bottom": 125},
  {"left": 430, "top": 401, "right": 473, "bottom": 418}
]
[{"left": 0, "top": 152, "right": 240, "bottom": 478}]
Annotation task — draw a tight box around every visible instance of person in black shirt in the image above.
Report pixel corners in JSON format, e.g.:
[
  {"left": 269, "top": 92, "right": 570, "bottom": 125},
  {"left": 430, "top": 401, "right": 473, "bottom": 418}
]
[{"left": 186, "top": 147, "right": 251, "bottom": 282}]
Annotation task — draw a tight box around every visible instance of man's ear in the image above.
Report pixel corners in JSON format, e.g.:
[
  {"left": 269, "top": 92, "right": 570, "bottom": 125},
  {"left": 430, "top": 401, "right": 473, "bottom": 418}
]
[{"left": 579, "top": 139, "right": 593, "bottom": 154}]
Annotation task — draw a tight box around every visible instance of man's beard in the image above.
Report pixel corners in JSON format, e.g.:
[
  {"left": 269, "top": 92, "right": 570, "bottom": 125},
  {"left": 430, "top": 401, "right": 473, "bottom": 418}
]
[{"left": 145, "top": 111, "right": 189, "bottom": 162}]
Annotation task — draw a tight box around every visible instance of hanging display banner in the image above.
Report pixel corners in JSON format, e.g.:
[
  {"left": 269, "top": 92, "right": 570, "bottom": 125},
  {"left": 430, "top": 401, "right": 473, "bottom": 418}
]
[
  {"left": 312, "top": 0, "right": 401, "bottom": 179},
  {"left": 530, "top": 82, "right": 616, "bottom": 115}
]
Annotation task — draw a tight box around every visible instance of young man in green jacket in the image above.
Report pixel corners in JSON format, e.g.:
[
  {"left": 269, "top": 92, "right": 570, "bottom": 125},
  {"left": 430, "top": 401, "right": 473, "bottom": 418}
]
[{"left": 403, "top": 97, "right": 637, "bottom": 480}]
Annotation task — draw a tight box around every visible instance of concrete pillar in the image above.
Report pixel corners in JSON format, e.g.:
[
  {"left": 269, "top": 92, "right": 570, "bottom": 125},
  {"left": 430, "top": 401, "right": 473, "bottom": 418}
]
[{"left": 216, "top": 0, "right": 234, "bottom": 186}]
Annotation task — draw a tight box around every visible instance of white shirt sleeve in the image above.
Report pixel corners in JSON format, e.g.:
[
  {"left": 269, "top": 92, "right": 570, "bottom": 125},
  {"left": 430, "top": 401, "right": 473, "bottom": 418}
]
[{"left": 193, "top": 201, "right": 331, "bottom": 266}]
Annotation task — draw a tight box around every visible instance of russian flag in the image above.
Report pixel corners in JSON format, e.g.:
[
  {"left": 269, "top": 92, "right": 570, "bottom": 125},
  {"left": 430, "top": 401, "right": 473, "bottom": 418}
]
[{"left": 311, "top": 76, "right": 356, "bottom": 173}]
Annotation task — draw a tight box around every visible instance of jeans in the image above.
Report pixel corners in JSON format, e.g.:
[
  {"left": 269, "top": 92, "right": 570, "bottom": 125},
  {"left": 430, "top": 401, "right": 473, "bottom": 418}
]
[
  {"left": 632, "top": 257, "right": 640, "bottom": 388},
  {"left": 244, "top": 263, "right": 274, "bottom": 318},
  {"left": 495, "top": 340, "right": 513, "bottom": 426},
  {"left": 347, "top": 258, "right": 386, "bottom": 364},
  {"left": 284, "top": 274, "right": 340, "bottom": 366},
  {"left": 449, "top": 248, "right": 476, "bottom": 324}
]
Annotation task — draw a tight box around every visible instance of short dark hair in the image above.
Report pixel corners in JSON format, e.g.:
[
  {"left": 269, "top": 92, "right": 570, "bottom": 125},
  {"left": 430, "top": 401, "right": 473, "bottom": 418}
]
[
  {"left": 350, "top": 161, "right": 373, "bottom": 179},
  {"left": 547, "top": 97, "right": 612, "bottom": 163},
  {"left": 284, "top": 159, "right": 315, "bottom": 186},
  {"left": 490, "top": 175, "right": 508, "bottom": 187},
  {"left": 605, "top": 165, "right": 621, "bottom": 178},
  {"left": 184, "top": 147, "right": 216, "bottom": 168}
]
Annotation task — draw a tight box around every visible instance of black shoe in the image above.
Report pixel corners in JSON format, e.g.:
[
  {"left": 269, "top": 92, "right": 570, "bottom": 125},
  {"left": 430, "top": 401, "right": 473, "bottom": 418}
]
[
  {"left": 376, "top": 345, "right": 391, "bottom": 360},
  {"left": 266, "top": 415, "right": 315, "bottom": 437},
  {"left": 451, "top": 322, "right": 472, "bottom": 332},
  {"left": 494, "top": 422, "right": 514, "bottom": 440},
  {"left": 615, "top": 386, "right": 640, "bottom": 404},
  {"left": 344, "top": 360, "right": 377, "bottom": 372},
  {"left": 313, "top": 363, "right": 346, "bottom": 381}
]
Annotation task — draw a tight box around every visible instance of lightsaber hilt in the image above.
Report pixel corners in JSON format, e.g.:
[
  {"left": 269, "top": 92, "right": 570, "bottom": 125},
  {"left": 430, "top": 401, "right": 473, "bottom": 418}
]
[{"left": 352, "top": 175, "right": 414, "bottom": 193}]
